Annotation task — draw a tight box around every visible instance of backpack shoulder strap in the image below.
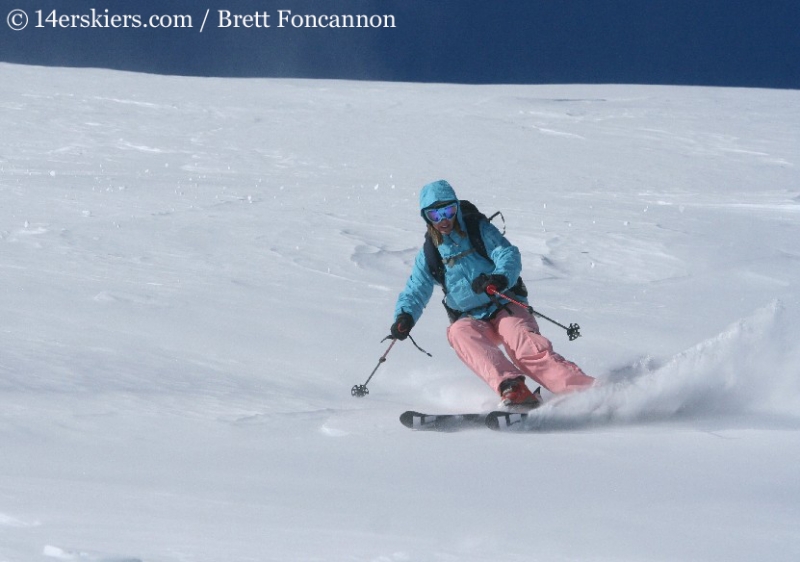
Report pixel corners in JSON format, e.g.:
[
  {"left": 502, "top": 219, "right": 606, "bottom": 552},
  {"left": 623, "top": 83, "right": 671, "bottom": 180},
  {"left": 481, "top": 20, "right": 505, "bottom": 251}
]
[
  {"left": 459, "top": 199, "right": 490, "bottom": 262},
  {"left": 423, "top": 231, "right": 445, "bottom": 287}
]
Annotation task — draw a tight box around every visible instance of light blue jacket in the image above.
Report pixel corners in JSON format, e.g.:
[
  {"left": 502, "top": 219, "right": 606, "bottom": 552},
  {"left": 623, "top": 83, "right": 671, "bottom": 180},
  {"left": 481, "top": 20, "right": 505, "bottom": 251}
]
[{"left": 394, "top": 180, "right": 524, "bottom": 323}]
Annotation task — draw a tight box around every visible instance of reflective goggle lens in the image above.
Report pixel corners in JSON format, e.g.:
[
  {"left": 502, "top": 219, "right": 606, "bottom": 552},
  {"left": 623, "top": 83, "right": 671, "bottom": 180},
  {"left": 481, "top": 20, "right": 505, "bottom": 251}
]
[{"left": 425, "top": 203, "right": 457, "bottom": 223}]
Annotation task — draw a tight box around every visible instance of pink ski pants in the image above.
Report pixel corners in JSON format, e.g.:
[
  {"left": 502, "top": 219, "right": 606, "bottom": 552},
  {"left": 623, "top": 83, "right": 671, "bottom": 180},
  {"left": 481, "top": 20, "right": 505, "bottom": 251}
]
[{"left": 446, "top": 309, "right": 594, "bottom": 395}]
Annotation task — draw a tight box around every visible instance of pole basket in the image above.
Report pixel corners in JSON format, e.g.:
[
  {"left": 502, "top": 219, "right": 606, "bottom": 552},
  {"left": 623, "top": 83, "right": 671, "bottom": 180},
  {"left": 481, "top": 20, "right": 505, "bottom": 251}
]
[
  {"left": 351, "top": 384, "right": 369, "bottom": 398},
  {"left": 567, "top": 323, "right": 581, "bottom": 341}
]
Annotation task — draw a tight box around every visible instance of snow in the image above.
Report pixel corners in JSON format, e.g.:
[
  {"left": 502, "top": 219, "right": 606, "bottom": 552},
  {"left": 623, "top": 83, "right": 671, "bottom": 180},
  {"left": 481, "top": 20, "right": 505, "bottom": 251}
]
[{"left": 1, "top": 62, "right": 799, "bottom": 562}]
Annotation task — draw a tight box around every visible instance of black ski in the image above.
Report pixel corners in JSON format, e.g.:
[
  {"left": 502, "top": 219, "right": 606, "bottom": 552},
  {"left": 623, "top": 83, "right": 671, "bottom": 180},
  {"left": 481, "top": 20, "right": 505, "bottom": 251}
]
[
  {"left": 399, "top": 411, "right": 487, "bottom": 432},
  {"left": 484, "top": 410, "right": 532, "bottom": 431}
]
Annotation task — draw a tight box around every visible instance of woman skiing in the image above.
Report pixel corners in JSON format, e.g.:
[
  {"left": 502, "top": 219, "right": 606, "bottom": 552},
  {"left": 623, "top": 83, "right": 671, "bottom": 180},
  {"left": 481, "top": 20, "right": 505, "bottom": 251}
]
[{"left": 390, "top": 179, "right": 594, "bottom": 407}]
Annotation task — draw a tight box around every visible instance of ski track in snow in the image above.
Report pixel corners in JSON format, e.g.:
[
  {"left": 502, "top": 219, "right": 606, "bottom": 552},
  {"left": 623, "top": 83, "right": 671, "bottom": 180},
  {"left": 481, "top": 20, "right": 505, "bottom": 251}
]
[
  {"left": 43, "top": 545, "right": 141, "bottom": 562},
  {"left": 0, "top": 513, "right": 40, "bottom": 528}
]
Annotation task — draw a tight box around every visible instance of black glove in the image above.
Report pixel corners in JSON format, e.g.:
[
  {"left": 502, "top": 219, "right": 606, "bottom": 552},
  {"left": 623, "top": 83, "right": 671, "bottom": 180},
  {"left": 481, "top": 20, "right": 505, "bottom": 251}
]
[
  {"left": 390, "top": 312, "right": 415, "bottom": 340},
  {"left": 471, "top": 273, "right": 508, "bottom": 295}
]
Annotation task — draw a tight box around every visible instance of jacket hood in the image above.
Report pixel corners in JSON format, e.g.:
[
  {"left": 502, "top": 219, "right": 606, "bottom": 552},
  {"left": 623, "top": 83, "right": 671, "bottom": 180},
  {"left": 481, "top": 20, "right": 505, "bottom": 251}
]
[{"left": 419, "top": 180, "right": 458, "bottom": 219}]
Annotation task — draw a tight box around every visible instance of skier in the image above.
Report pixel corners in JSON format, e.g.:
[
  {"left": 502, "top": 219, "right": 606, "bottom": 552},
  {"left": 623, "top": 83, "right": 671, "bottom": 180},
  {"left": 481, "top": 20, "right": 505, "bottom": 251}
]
[{"left": 390, "top": 179, "right": 594, "bottom": 407}]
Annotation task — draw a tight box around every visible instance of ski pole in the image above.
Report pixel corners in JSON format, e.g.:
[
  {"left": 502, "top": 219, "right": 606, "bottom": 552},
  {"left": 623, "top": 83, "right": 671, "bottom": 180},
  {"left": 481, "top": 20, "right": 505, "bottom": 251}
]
[
  {"left": 351, "top": 337, "right": 397, "bottom": 397},
  {"left": 486, "top": 285, "right": 582, "bottom": 341}
]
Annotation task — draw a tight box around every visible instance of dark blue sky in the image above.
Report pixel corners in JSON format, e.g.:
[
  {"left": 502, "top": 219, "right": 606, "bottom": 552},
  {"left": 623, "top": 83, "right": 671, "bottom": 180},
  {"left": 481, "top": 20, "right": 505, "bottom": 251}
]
[{"left": 1, "top": 0, "right": 798, "bottom": 88}]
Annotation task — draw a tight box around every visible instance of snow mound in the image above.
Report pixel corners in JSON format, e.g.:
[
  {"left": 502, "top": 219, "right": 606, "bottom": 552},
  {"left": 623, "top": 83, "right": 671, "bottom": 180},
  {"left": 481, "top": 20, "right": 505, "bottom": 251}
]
[{"left": 43, "top": 545, "right": 141, "bottom": 562}]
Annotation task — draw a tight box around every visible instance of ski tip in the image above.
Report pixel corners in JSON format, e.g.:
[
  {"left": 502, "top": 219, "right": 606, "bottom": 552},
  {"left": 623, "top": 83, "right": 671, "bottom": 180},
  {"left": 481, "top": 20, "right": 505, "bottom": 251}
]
[
  {"left": 399, "top": 410, "right": 425, "bottom": 429},
  {"left": 485, "top": 410, "right": 530, "bottom": 431},
  {"left": 485, "top": 412, "right": 502, "bottom": 431}
]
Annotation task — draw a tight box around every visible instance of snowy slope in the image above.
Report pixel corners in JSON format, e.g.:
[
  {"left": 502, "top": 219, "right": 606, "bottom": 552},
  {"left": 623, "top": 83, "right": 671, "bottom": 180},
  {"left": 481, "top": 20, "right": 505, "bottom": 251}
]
[{"left": 1, "top": 63, "right": 799, "bottom": 562}]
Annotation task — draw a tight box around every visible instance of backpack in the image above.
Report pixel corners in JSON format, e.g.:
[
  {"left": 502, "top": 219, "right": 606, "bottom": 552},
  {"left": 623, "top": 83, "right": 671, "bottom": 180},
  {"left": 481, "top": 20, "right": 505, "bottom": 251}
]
[{"left": 423, "top": 200, "right": 526, "bottom": 304}]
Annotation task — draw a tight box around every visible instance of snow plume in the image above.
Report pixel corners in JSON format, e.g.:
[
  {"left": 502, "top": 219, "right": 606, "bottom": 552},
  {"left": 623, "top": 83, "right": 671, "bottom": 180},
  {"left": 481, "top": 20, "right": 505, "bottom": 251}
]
[{"left": 528, "top": 301, "right": 800, "bottom": 431}]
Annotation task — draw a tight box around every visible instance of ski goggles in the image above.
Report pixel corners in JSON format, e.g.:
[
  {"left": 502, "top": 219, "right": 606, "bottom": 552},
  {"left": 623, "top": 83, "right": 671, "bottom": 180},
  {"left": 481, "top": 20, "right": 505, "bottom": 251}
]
[{"left": 424, "top": 202, "right": 458, "bottom": 223}]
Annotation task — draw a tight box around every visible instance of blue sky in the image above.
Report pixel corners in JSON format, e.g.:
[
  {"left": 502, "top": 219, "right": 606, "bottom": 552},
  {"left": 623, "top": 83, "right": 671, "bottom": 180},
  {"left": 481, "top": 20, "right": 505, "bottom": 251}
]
[{"left": 1, "top": 0, "right": 798, "bottom": 88}]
